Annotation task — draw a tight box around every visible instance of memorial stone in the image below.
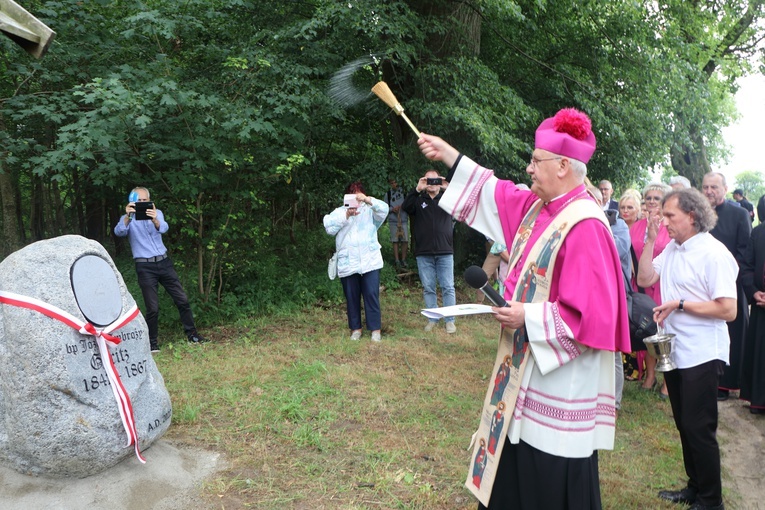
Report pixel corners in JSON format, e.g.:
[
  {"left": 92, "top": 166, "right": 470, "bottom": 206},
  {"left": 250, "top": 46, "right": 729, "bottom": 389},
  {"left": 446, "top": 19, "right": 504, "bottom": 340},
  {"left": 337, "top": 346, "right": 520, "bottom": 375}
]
[{"left": 0, "top": 235, "right": 172, "bottom": 477}]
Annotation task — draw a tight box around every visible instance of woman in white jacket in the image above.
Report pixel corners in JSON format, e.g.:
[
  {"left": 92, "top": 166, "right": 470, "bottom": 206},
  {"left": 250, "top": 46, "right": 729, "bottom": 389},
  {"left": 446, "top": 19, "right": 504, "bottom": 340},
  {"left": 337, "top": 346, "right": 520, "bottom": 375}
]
[{"left": 324, "top": 181, "right": 389, "bottom": 341}]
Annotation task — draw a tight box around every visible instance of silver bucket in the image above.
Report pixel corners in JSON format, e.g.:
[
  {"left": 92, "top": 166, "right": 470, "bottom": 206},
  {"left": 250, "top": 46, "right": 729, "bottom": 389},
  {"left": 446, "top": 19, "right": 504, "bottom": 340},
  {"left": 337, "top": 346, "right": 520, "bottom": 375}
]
[{"left": 643, "top": 333, "right": 677, "bottom": 372}]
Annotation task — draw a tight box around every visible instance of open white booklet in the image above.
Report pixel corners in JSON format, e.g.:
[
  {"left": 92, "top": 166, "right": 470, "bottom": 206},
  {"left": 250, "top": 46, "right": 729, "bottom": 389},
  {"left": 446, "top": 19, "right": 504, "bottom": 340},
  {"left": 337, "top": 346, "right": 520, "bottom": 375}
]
[{"left": 421, "top": 304, "right": 496, "bottom": 320}]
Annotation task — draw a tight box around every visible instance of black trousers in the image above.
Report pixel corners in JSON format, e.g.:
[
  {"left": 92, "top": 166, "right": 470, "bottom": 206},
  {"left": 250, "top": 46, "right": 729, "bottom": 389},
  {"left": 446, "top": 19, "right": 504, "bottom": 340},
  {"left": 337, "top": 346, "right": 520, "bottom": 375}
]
[
  {"left": 478, "top": 438, "right": 602, "bottom": 510},
  {"left": 664, "top": 360, "right": 725, "bottom": 506},
  {"left": 135, "top": 257, "right": 196, "bottom": 341},
  {"left": 718, "top": 283, "right": 748, "bottom": 391}
]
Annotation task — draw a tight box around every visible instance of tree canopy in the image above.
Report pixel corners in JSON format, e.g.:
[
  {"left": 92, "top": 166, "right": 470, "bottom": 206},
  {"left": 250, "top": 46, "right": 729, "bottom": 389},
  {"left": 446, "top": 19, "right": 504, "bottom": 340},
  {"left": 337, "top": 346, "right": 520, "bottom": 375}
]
[{"left": 1, "top": 0, "right": 764, "bottom": 314}]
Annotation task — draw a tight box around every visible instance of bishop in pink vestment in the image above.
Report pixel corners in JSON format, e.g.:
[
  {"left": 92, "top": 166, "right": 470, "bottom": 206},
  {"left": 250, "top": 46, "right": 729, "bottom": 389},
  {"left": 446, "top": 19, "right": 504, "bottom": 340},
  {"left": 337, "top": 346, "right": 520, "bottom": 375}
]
[{"left": 418, "top": 108, "right": 630, "bottom": 510}]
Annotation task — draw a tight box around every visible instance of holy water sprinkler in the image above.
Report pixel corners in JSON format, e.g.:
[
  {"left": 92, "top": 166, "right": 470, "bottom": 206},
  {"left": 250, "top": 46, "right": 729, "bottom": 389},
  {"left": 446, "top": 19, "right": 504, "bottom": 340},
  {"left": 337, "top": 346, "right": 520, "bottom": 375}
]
[{"left": 371, "top": 81, "right": 421, "bottom": 137}]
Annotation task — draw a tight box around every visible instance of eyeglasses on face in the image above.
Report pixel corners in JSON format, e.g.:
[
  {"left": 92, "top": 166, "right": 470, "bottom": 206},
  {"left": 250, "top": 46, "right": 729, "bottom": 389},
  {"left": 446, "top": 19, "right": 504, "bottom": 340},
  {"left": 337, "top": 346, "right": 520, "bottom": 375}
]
[
  {"left": 529, "top": 156, "right": 561, "bottom": 169},
  {"left": 644, "top": 195, "right": 662, "bottom": 201}
]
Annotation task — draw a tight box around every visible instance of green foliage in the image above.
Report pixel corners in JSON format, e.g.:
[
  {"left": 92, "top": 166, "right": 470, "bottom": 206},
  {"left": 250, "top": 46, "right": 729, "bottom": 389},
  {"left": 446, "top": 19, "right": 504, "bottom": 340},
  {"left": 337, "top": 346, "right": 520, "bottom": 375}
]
[
  {"left": 414, "top": 57, "right": 535, "bottom": 178},
  {"left": 1, "top": 0, "right": 763, "bottom": 316},
  {"left": 733, "top": 170, "right": 765, "bottom": 202}
]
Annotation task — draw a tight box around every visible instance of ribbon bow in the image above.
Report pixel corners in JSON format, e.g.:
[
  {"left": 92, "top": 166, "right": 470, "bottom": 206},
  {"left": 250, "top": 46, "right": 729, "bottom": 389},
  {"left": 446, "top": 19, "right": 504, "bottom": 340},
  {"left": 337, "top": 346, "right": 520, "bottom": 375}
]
[
  {"left": 0, "top": 290, "right": 145, "bottom": 463},
  {"left": 81, "top": 322, "right": 123, "bottom": 345}
]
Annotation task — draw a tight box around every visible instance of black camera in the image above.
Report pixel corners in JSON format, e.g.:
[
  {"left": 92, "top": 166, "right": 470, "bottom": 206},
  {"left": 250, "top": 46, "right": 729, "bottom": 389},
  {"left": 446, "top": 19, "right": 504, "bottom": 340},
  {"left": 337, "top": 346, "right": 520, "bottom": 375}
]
[
  {"left": 134, "top": 201, "right": 154, "bottom": 221},
  {"left": 426, "top": 177, "right": 443, "bottom": 186}
]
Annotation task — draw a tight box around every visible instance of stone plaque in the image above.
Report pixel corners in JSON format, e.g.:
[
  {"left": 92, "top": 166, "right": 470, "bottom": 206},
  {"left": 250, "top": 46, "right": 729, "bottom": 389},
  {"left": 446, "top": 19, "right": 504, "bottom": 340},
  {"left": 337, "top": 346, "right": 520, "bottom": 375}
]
[
  {"left": 0, "top": 235, "right": 172, "bottom": 478},
  {"left": 71, "top": 255, "right": 122, "bottom": 327}
]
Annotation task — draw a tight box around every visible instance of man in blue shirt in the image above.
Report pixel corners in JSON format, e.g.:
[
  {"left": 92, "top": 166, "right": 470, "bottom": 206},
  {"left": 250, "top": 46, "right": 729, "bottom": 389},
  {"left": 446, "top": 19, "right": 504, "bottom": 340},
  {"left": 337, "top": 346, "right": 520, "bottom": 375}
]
[{"left": 114, "top": 187, "right": 207, "bottom": 352}]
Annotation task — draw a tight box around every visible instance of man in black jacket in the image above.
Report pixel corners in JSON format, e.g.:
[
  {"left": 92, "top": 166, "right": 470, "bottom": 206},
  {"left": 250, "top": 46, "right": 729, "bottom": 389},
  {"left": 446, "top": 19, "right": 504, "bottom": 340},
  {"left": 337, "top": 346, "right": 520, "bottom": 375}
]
[
  {"left": 403, "top": 169, "right": 457, "bottom": 333},
  {"left": 732, "top": 188, "right": 755, "bottom": 223},
  {"left": 702, "top": 172, "right": 752, "bottom": 401}
]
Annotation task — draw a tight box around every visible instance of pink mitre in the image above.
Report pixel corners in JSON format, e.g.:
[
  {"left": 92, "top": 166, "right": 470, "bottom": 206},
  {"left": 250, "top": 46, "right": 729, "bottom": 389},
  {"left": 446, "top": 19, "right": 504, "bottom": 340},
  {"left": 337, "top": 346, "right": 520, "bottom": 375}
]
[{"left": 534, "top": 108, "right": 596, "bottom": 164}]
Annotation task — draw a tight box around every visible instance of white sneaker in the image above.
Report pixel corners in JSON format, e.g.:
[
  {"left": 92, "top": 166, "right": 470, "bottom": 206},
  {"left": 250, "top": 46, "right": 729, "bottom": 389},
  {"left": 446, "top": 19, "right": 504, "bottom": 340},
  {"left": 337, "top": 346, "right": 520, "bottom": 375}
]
[
  {"left": 424, "top": 321, "right": 437, "bottom": 332},
  {"left": 371, "top": 331, "right": 381, "bottom": 342},
  {"left": 350, "top": 330, "right": 362, "bottom": 341},
  {"left": 445, "top": 322, "right": 457, "bottom": 334}
]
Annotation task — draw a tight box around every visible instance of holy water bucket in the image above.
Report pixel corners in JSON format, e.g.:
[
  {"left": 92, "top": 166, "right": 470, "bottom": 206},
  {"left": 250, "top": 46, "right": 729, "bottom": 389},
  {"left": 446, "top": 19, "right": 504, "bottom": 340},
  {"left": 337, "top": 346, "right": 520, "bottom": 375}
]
[{"left": 643, "top": 333, "right": 677, "bottom": 372}]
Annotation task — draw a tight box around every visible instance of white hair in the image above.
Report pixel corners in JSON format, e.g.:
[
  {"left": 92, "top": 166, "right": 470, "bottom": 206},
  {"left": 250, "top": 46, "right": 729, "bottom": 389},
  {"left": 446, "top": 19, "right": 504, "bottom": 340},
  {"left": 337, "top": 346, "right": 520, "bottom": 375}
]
[
  {"left": 132, "top": 186, "right": 151, "bottom": 199},
  {"left": 668, "top": 175, "right": 691, "bottom": 189},
  {"left": 569, "top": 158, "right": 587, "bottom": 179},
  {"left": 643, "top": 182, "right": 671, "bottom": 197}
]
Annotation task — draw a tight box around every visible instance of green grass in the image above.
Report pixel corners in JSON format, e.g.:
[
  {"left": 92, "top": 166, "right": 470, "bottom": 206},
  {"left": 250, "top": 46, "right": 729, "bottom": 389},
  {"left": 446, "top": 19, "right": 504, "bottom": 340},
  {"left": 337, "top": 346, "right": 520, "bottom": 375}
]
[{"left": 155, "top": 284, "right": 706, "bottom": 509}]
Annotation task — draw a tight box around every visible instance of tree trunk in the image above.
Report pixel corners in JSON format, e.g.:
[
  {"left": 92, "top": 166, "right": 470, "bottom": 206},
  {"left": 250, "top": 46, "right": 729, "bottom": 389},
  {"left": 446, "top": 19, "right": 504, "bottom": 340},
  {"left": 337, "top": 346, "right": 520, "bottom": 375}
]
[
  {"left": 0, "top": 166, "right": 21, "bottom": 257},
  {"left": 196, "top": 193, "right": 205, "bottom": 297},
  {"left": 670, "top": 2, "right": 760, "bottom": 183},
  {"left": 72, "top": 168, "right": 86, "bottom": 236},
  {"left": 670, "top": 128, "right": 711, "bottom": 188},
  {"left": 30, "top": 174, "right": 44, "bottom": 241},
  {"left": 50, "top": 180, "right": 66, "bottom": 236},
  {"left": 83, "top": 180, "right": 105, "bottom": 242},
  {"left": 408, "top": 0, "right": 481, "bottom": 57}
]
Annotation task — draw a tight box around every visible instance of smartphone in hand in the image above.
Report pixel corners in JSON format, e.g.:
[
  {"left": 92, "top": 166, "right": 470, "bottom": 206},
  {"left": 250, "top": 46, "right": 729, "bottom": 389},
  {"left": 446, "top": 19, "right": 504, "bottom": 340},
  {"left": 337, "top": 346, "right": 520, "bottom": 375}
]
[{"left": 343, "top": 194, "right": 359, "bottom": 208}]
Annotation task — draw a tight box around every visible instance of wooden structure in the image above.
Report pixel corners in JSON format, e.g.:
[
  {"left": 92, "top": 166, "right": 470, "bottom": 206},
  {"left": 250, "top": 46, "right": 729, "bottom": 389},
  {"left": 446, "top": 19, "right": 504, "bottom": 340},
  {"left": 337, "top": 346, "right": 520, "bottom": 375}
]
[{"left": 0, "top": 0, "right": 55, "bottom": 58}]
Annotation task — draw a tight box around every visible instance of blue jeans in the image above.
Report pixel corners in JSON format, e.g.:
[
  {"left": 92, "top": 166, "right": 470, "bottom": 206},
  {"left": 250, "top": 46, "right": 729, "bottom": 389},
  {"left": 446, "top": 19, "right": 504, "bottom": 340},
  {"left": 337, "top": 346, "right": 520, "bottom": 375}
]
[
  {"left": 340, "top": 269, "right": 381, "bottom": 331},
  {"left": 416, "top": 255, "right": 455, "bottom": 323}
]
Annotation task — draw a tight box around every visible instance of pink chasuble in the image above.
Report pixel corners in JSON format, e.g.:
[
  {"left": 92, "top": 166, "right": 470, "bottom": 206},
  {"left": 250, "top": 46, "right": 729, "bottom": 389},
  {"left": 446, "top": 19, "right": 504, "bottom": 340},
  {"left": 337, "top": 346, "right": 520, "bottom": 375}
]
[
  {"left": 495, "top": 182, "right": 631, "bottom": 353},
  {"left": 441, "top": 157, "right": 631, "bottom": 507},
  {"left": 464, "top": 193, "right": 624, "bottom": 506}
]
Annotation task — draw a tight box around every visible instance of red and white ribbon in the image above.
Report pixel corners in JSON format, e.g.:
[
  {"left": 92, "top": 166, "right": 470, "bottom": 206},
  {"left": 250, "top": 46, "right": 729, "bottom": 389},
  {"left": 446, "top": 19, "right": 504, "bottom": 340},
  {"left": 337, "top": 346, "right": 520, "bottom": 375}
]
[{"left": 0, "top": 290, "right": 145, "bottom": 463}]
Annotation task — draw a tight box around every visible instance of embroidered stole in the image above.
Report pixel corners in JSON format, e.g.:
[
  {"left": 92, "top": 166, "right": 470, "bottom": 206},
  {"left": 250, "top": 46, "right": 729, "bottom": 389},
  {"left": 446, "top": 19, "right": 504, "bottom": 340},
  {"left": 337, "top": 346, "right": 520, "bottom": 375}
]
[{"left": 465, "top": 197, "right": 607, "bottom": 506}]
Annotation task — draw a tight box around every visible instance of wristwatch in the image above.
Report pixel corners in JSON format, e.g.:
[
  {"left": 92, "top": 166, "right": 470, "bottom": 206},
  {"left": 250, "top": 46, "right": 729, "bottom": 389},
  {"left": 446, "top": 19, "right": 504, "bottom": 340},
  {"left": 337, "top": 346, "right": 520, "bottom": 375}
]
[{"left": 678, "top": 299, "right": 685, "bottom": 311}]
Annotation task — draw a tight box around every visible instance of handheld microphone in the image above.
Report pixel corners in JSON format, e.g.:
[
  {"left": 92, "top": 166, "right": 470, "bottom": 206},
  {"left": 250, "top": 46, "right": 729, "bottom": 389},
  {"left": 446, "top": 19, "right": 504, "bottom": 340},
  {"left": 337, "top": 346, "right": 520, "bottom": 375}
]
[{"left": 464, "top": 265, "right": 509, "bottom": 308}]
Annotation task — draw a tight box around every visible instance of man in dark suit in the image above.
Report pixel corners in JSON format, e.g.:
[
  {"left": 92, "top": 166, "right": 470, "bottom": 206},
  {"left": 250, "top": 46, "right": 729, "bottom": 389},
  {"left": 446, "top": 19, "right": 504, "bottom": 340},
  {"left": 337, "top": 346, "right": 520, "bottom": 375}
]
[
  {"left": 598, "top": 180, "right": 619, "bottom": 211},
  {"left": 732, "top": 188, "right": 755, "bottom": 223},
  {"left": 702, "top": 173, "right": 752, "bottom": 401}
]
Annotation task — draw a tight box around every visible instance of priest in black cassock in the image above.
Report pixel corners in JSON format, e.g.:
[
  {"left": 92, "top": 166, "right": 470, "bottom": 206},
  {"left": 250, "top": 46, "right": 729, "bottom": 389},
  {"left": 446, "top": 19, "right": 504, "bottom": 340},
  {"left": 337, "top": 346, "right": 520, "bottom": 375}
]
[
  {"left": 741, "top": 196, "right": 765, "bottom": 414},
  {"left": 732, "top": 188, "right": 755, "bottom": 223},
  {"left": 702, "top": 172, "right": 752, "bottom": 401}
]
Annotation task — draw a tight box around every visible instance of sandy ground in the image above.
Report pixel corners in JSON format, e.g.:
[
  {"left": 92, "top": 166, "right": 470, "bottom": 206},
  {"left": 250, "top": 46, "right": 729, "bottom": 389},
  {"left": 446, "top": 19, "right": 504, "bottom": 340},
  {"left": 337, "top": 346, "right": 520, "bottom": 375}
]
[
  {"left": 0, "top": 439, "right": 225, "bottom": 510},
  {"left": 718, "top": 396, "right": 765, "bottom": 509},
  {"left": 0, "top": 399, "right": 761, "bottom": 510}
]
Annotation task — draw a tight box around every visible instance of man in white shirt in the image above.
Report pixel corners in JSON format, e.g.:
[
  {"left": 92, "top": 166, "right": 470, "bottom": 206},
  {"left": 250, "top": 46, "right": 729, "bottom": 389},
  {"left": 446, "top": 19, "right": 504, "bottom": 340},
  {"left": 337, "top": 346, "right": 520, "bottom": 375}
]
[{"left": 637, "top": 188, "right": 738, "bottom": 510}]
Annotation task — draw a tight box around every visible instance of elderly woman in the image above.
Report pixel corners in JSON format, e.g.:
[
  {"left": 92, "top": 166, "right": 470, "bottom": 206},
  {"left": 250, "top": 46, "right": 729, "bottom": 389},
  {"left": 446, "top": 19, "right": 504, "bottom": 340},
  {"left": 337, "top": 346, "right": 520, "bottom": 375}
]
[
  {"left": 618, "top": 189, "right": 645, "bottom": 381},
  {"left": 630, "top": 182, "right": 672, "bottom": 395},
  {"left": 324, "top": 181, "right": 389, "bottom": 342},
  {"left": 619, "top": 189, "right": 643, "bottom": 228}
]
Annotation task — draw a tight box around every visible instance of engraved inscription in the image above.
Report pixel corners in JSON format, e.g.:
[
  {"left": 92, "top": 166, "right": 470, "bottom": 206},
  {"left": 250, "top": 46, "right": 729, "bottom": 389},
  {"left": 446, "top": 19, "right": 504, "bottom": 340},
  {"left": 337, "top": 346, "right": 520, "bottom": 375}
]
[
  {"left": 147, "top": 408, "right": 172, "bottom": 433},
  {"left": 65, "top": 326, "right": 146, "bottom": 393}
]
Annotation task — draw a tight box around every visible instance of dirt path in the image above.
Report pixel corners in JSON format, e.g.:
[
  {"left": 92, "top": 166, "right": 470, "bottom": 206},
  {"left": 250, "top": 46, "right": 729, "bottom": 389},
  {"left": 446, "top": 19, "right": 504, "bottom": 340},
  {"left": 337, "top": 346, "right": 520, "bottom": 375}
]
[{"left": 718, "top": 397, "right": 765, "bottom": 509}]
